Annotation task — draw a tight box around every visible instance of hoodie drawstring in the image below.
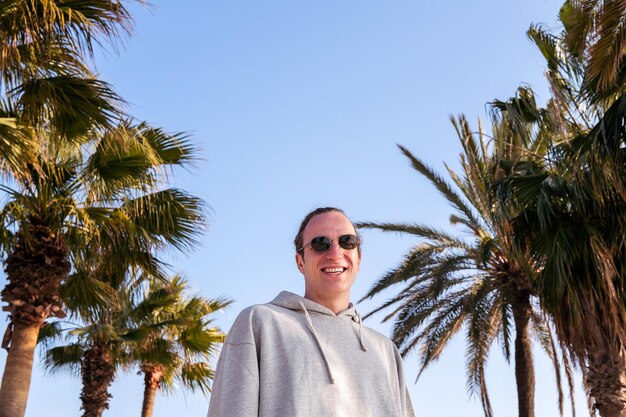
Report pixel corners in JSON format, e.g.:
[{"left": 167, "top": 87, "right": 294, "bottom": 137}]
[
  {"left": 300, "top": 301, "right": 335, "bottom": 384},
  {"left": 352, "top": 311, "right": 368, "bottom": 352}
]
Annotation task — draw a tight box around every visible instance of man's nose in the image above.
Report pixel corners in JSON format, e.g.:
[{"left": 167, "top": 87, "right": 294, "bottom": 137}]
[{"left": 325, "top": 241, "right": 343, "bottom": 259}]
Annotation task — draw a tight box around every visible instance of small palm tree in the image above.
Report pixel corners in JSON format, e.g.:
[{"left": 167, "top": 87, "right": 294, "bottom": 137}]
[
  {"left": 131, "top": 277, "right": 230, "bottom": 417},
  {"left": 358, "top": 90, "right": 573, "bottom": 417},
  {"left": 44, "top": 274, "right": 177, "bottom": 417},
  {"left": 43, "top": 275, "right": 228, "bottom": 417}
]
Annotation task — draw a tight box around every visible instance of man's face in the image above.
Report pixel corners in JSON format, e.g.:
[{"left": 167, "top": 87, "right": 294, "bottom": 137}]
[{"left": 295, "top": 211, "right": 361, "bottom": 304}]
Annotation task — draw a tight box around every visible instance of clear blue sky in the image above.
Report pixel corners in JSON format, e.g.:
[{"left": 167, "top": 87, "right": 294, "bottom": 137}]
[{"left": 1, "top": 1, "right": 590, "bottom": 416}]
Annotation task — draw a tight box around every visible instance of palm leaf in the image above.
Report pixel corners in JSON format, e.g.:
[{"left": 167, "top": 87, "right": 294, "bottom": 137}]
[
  {"left": 14, "top": 76, "right": 123, "bottom": 136},
  {"left": 44, "top": 343, "right": 83, "bottom": 375}
]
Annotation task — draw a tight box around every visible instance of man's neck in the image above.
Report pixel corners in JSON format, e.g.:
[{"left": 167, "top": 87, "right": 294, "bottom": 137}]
[{"left": 303, "top": 291, "right": 350, "bottom": 314}]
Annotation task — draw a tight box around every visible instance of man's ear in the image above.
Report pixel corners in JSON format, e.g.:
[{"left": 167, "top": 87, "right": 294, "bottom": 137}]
[{"left": 295, "top": 252, "right": 305, "bottom": 273}]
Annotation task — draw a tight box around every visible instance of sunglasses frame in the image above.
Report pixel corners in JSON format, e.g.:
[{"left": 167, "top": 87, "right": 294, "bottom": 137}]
[{"left": 299, "top": 234, "right": 360, "bottom": 253}]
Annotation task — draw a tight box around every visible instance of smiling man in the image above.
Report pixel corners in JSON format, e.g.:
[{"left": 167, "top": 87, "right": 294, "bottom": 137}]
[{"left": 207, "top": 207, "right": 416, "bottom": 417}]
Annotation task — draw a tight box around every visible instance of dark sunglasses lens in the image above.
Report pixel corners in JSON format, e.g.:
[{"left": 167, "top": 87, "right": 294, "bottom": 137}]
[
  {"left": 339, "top": 234, "right": 359, "bottom": 249},
  {"left": 310, "top": 236, "right": 331, "bottom": 252}
]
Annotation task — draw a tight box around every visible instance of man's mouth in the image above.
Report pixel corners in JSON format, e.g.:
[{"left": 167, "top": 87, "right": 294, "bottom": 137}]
[{"left": 321, "top": 267, "right": 347, "bottom": 274}]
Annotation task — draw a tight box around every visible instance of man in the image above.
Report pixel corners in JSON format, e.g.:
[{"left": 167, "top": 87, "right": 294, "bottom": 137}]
[{"left": 207, "top": 207, "right": 416, "bottom": 417}]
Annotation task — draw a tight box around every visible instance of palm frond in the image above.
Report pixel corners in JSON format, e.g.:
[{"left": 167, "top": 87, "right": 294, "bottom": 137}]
[
  {"left": 178, "top": 363, "right": 214, "bottom": 395},
  {"left": 44, "top": 343, "right": 83, "bottom": 375},
  {"left": 0, "top": 120, "right": 36, "bottom": 175},
  {"left": 60, "top": 272, "right": 119, "bottom": 319},
  {"left": 13, "top": 76, "right": 124, "bottom": 136},
  {"left": 179, "top": 324, "right": 225, "bottom": 354},
  {"left": 358, "top": 221, "right": 466, "bottom": 247},
  {"left": 413, "top": 297, "right": 467, "bottom": 375},
  {"left": 121, "top": 188, "right": 206, "bottom": 253},
  {"left": 358, "top": 242, "right": 463, "bottom": 301},
  {"left": 465, "top": 291, "right": 500, "bottom": 417},
  {"left": 499, "top": 301, "right": 513, "bottom": 362},
  {"left": 139, "top": 124, "right": 198, "bottom": 167},
  {"left": 398, "top": 144, "right": 481, "bottom": 228}
]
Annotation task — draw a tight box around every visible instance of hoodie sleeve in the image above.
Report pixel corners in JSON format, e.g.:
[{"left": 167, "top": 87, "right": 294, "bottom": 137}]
[
  {"left": 207, "top": 308, "right": 259, "bottom": 417},
  {"left": 394, "top": 345, "right": 417, "bottom": 417},
  {"left": 403, "top": 385, "right": 416, "bottom": 417}
]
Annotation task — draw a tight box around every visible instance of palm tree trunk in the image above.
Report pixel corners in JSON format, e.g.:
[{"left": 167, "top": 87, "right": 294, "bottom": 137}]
[
  {"left": 80, "top": 345, "right": 115, "bottom": 417},
  {"left": 512, "top": 291, "right": 535, "bottom": 417},
  {"left": 585, "top": 345, "right": 626, "bottom": 417},
  {"left": 140, "top": 370, "right": 160, "bottom": 417},
  {"left": 0, "top": 224, "right": 69, "bottom": 417},
  {"left": 0, "top": 323, "right": 40, "bottom": 417}
]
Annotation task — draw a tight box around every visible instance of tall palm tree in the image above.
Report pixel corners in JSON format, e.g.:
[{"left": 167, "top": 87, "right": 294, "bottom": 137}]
[
  {"left": 0, "top": 121, "right": 204, "bottom": 417},
  {"left": 497, "top": 94, "right": 626, "bottom": 417},
  {"left": 0, "top": 4, "right": 195, "bottom": 417},
  {"left": 131, "top": 276, "right": 230, "bottom": 417},
  {"left": 358, "top": 89, "right": 573, "bottom": 417},
  {"left": 495, "top": 23, "right": 626, "bottom": 417}
]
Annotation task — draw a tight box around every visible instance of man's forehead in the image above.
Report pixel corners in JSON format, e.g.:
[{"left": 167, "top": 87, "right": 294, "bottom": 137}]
[{"left": 303, "top": 211, "right": 356, "bottom": 237}]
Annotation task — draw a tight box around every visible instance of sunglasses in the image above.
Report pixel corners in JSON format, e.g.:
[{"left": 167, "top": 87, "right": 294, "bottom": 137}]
[{"left": 299, "top": 234, "right": 360, "bottom": 253}]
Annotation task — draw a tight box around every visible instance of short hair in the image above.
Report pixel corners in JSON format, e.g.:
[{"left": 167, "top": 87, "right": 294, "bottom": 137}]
[{"left": 294, "top": 207, "right": 361, "bottom": 257}]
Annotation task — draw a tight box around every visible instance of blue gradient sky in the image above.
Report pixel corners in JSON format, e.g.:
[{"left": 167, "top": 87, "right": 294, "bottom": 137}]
[{"left": 2, "top": 1, "right": 590, "bottom": 416}]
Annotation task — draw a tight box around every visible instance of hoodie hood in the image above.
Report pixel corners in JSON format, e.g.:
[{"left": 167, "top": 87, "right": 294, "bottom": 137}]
[{"left": 269, "top": 290, "right": 357, "bottom": 317}]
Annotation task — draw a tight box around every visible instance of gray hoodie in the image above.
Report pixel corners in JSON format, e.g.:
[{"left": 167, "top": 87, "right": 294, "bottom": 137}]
[{"left": 207, "top": 291, "right": 416, "bottom": 417}]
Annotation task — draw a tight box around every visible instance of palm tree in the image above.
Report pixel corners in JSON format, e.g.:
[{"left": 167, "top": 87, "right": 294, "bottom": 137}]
[
  {"left": 498, "top": 94, "right": 626, "bottom": 417},
  {"left": 495, "top": 23, "right": 626, "bottom": 417},
  {"left": 132, "top": 277, "right": 230, "bottom": 417},
  {"left": 0, "top": 4, "right": 197, "bottom": 417},
  {"left": 44, "top": 276, "right": 228, "bottom": 417},
  {"left": 358, "top": 89, "right": 573, "bottom": 417},
  {"left": 44, "top": 275, "right": 177, "bottom": 417},
  {"left": 0, "top": 121, "right": 204, "bottom": 417}
]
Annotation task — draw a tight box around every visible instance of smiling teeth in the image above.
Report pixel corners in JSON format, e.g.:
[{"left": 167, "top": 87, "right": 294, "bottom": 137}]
[{"left": 323, "top": 267, "right": 345, "bottom": 273}]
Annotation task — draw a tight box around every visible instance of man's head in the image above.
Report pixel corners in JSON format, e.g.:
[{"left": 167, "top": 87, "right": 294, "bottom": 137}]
[
  {"left": 294, "top": 207, "right": 361, "bottom": 311},
  {"left": 294, "top": 207, "right": 361, "bottom": 256}
]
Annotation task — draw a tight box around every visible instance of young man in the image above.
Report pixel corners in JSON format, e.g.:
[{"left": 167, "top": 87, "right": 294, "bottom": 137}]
[{"left": 207, "top": 207, "right": 416, "bottom": 417}]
